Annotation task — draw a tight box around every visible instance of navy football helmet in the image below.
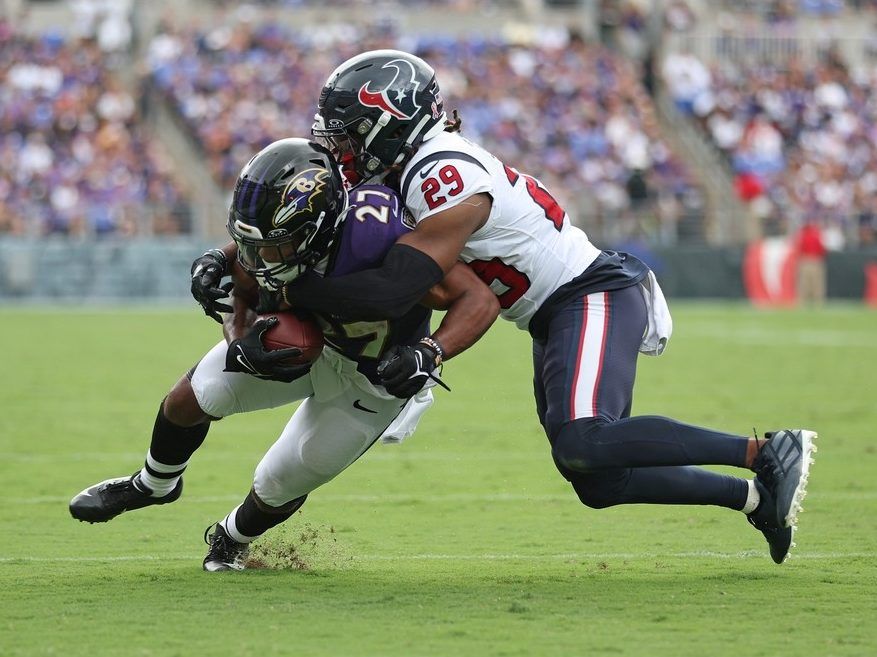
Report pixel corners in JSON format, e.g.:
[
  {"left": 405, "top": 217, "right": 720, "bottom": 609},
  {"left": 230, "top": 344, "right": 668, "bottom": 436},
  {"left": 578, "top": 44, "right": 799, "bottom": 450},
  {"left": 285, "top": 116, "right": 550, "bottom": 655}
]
[
  {"left": 227, "top": 138, "right": 348, "bottom": 289},
  {"left": 312, "top": 49, "right": 447, "bottom": 184}
]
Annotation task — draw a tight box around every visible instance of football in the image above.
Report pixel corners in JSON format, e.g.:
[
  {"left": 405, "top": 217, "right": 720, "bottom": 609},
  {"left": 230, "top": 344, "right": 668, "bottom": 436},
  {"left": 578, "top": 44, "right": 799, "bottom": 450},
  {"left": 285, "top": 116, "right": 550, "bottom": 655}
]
[{"left": 258, "top": 311, "right": 324, "bottom": 364}]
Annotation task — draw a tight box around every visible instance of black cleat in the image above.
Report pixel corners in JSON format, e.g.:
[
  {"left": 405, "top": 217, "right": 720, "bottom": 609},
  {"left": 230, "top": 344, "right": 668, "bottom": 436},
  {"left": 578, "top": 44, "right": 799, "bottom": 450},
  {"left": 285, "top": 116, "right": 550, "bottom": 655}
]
[
  {"left": 747, "top": 479, "right": 793, "bottom": 564},
  {"left": 753, "top": 429, "right": 817, "bottom": 528},
  {"left": 69, "top": 473, "right": 182, "bottom": 523},
  {"left": 203, "top": 523, "right": 249, "bottom": 572}
]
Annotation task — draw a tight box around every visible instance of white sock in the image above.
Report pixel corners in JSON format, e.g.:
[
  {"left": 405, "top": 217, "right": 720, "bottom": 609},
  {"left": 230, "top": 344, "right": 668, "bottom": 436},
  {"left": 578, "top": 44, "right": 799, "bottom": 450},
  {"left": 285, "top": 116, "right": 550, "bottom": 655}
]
[
  {"left": 136, "top": 452, "right": 188, "bottom": 497},
  {"left": 742, "top": 479, "right": 761, "bottom": 515},
  {"left": 222, "top": 505, "right": 257, "bottom": 544}
]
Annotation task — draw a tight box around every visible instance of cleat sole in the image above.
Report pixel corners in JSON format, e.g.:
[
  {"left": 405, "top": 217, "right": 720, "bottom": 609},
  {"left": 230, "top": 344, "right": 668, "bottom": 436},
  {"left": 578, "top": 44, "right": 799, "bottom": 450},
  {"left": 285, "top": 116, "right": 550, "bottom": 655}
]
[{"left": 783, "top": 430, "right": 817, "bottom": 528}]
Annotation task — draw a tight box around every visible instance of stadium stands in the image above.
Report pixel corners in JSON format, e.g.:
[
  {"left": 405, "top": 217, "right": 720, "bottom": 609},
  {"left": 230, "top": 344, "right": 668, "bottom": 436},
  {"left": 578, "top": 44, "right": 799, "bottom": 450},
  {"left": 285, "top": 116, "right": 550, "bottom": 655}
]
[
  {"left": 0, "top": 19, "right": 191, "bottom": 236},
  {"left": 5, "top": 0, "right": 877, "bottom": 251},
  {"left": 4, "top": 0, "right": 877, "bottom": 302},
  {"left": 664, "top": 47, "right": 877, "bottom": 248}
]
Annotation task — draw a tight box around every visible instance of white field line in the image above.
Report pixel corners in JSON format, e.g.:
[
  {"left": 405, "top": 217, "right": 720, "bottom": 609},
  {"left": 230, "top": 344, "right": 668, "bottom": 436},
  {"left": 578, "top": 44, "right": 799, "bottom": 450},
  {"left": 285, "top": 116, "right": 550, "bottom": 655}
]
[
  {"left": 10, "top": 491, "right": 877, "bottom": 505},
  {"left": 0, "top": 551, "right": 873, "bottom": 564}
]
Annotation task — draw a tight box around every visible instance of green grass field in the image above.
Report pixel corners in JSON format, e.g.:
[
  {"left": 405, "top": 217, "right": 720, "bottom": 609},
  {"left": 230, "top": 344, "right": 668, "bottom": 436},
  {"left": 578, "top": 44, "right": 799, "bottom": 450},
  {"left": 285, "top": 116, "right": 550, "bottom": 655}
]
[{"left": 1, "top": 304, "right": 875, "bottom": 657}]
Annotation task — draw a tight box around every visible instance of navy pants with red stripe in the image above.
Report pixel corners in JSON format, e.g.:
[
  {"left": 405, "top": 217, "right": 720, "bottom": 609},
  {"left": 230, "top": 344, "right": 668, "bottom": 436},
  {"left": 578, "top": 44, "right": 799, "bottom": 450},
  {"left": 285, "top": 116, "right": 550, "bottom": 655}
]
[{"left": 533, "top": 285, "right": 750, "bottom": 510}]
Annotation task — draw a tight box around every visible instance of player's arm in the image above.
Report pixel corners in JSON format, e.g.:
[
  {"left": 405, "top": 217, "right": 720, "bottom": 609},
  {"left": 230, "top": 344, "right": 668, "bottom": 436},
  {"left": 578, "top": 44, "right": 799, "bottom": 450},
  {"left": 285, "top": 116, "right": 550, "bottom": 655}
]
[
  {"left": 281, "top": 194, "right": 491, "bottom": 321},
  {"left": 396, "top": 193, "right": 491, "bottom": 276},
  {"left": 419, "top": 261, "right": 499, "bottom": 360},
  {"left": 222, "top": 258, "right": 258, "bottom": 344},
  {"left": 376, "top": 261, "right": 498, "bottom": 398}
]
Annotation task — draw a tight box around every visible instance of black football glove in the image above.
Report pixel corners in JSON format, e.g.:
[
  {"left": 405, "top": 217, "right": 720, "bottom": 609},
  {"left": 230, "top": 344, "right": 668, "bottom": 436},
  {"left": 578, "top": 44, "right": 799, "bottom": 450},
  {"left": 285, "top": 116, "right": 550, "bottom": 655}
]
[
  {"left": 224, "top": 317, "right": 312, "bottom": 383},
  {"left": 377, "top": 341, "right": 444, "bottom": 399},
  {"left": 191, "top": 249, "right": 234, "bottom": 323}
]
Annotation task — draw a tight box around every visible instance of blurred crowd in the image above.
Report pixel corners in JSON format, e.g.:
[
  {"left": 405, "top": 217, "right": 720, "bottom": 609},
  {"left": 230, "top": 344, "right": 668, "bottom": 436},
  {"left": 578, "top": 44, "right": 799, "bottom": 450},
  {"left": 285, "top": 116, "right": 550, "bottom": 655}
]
[
  {"left": 664, "top": 48, "right": 877, "bottom": 248},
  {"left": 209, "top": 0, "right": 497, "bottom": 7},
  {"left": 717, "top": 0, "right": 877, "bottom": 21},
  {"left": 68, "top": 0, "right": 135, "bottom": 54},
  {"left": 0, "top": 20, "right": 191, "bottom": 237},
  {"left": 594, "top": 0, "right": 877, "bottom": 56},
  {"left": 147, "top": 20, "right": 702, "bottom": 244},
  {"left": 10, "top": 0, "right": 877, "bottom": 247}
]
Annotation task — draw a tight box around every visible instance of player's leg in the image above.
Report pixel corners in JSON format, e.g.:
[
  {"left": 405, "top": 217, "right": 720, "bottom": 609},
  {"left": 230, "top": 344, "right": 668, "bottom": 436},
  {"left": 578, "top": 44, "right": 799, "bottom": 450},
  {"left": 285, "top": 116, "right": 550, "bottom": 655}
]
[
  {"left": 69, "top": 340, "right": 313, "bottom": 523},
  {"left": 204, "top": 390, "right": 409, "bottom": 571},
  {"left": 537, "top": 319, "right": 752, "bottom": 510},
  {"left": 538, "top": 286, "right": 811, "bottom": 561},
  {"left": 546, "top": 286, "right": 754, "bottom": 472},
  {"left": 113, "top": 369, "right": 212, "bottom": 503},
  {"left": 203, "top": 490, "right": 308, "bottom": 572},
  {"left": 546, "top": 285, "right": 814, "bottom": 533},
  {"left": 537, "top": 286, "right": 758, "bottom": 507}
]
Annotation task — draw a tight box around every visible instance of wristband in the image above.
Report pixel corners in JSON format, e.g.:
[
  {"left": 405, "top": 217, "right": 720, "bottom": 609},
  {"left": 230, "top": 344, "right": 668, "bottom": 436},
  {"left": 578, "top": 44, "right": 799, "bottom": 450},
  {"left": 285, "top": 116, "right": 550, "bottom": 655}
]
[
  {"left": 205, "top": 248, "right": 228, "bottom": 274},
  {"left": 418, "top": 336, "right": 444, "bottom": 366}
]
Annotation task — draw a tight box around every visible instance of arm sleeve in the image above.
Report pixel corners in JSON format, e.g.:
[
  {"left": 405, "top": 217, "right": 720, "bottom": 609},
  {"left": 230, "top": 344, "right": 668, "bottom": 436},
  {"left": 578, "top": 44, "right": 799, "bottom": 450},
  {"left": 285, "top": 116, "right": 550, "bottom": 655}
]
[{"left": 282, "top": 244, "right": 444, "bottom": 321}]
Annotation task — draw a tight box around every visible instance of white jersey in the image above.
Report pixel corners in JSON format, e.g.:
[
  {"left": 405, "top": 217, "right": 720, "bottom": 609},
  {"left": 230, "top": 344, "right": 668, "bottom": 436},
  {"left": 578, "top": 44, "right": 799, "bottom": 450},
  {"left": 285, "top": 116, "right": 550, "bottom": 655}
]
[{"left": 399, "top": 131, "right": 601, "bottom": 329}]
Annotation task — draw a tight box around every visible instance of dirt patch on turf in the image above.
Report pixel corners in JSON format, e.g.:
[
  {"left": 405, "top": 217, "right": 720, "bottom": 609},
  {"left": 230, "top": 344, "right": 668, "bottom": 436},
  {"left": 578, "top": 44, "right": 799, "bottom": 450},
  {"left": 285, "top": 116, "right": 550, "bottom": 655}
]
[{"left": 245, "top": 520, "right": 351, "bottom": 571}]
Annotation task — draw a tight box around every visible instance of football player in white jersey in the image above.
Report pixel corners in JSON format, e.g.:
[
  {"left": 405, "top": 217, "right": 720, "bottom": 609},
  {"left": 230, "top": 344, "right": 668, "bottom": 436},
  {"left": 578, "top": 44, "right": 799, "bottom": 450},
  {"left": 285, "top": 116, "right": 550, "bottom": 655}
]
[{"left": 281, "top": 50, "right": 818, "bottom": 564}]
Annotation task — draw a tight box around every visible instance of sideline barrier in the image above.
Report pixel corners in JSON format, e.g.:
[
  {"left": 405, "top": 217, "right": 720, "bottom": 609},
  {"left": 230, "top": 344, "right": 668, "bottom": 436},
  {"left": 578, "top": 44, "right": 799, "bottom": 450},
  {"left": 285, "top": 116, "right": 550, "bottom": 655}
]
[{"left": 1, "top": 238, "right": 875, "bottom": 302}]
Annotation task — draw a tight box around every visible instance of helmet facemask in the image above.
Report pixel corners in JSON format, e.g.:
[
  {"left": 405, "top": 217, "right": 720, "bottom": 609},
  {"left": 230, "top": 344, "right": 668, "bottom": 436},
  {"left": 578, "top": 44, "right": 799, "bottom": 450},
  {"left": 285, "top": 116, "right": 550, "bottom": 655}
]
[
  {"left": 230, "top": 215, "right": 321, "bottom": 290},
  {"left": 312, "top": 116, "right": 380, "bottom": 187},
  {"left": 227, "top": 139, "right": 348, "bottom": 290}
]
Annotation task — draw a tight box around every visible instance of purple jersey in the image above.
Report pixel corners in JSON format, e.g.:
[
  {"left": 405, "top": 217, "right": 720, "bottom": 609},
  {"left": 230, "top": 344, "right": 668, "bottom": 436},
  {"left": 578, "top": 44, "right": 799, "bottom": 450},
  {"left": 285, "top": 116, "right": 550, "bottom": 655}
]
[
  {"left": 318, "top": 185, "right": 430, "bottom": 382},
  {"left": 328, "top": 185, "right": 413, "bottom": 276}
]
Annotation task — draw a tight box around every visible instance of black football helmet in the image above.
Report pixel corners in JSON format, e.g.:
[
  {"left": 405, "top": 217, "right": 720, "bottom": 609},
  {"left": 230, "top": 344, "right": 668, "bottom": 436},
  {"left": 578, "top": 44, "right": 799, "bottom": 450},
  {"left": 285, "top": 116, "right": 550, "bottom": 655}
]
[
  {"left": 227, "top": 138, "right": 348, "bottom": 289},
  {"left": 312, "top": 49, "right": 447, "bottom": 185}
]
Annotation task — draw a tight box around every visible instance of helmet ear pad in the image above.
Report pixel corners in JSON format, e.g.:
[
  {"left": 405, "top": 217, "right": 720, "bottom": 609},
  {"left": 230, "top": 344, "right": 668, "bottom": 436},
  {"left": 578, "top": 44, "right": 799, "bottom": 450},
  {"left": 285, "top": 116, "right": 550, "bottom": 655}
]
[{"left": 357, "top": 120, "right": 414, "bottom": 174}]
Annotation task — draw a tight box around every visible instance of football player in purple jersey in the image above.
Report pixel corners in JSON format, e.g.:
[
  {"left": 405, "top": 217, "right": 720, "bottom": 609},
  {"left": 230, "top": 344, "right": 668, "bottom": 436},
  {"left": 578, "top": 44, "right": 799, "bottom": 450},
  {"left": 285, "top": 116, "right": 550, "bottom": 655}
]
[
  {"left": 69, "top": 139, "right": 499, "bottom": 571},
  {"left": 289, "top": 50, "right": 816, "bottom": 564}
]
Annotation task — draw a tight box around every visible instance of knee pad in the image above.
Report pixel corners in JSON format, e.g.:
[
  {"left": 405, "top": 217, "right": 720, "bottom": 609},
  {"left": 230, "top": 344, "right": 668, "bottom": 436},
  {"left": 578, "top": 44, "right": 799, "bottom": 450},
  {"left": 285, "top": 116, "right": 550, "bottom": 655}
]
[
  {"left": 551, "top": 417, "right": 607, "bottom": 474},
  {"left": 253, "top": 455, "right": 324, "bottom": 507},
  {"left": 569, "top": 469, "right": 632, "bottom": 510},
  {"left": 190, "top": 373, "right": 237, "bottom": 419}
]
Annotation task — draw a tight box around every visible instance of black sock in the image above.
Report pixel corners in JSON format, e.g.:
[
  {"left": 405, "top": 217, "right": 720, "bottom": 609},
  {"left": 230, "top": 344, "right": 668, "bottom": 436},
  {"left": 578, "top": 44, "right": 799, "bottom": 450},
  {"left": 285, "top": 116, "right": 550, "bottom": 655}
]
[
  {"left": 136, "top": 402, "right": 209, "bottom": 496},
  {"left": 223, "top": 490, "right": 307, "bottom": 542},
  {"left": 148, "top": 401, "right": 209, "bottom": 465}
]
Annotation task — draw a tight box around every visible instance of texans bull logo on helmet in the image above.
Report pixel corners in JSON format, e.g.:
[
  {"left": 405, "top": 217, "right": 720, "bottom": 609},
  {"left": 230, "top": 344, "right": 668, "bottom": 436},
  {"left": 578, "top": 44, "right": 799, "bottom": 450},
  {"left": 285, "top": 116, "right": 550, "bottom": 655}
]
[
  {"left": 273, "top": 168, "right": 329, "bottom": 229},
  {"left": 357, "top": 58, "right": 422, "bottom": 120}
]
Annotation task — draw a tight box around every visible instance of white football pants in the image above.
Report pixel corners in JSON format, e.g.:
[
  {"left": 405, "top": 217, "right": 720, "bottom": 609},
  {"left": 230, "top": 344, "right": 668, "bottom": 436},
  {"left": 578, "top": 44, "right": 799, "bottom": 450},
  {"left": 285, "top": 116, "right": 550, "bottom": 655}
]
[{"left": 190, "top": 341, "right": 433, "bottom": 506}]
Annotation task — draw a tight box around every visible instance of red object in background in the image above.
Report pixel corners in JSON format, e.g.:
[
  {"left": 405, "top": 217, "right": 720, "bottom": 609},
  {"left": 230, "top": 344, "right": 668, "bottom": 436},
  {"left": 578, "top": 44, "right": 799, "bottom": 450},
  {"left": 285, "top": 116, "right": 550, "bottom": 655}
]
[
  {"left": 734, "top": 171, "right": 764, "bottom": 201},
  {"left": 865, "top": 263, "right": 877, "bottom": 307},
  {"left": 796, "top": 222, "right": 827, "bottom": 258},
  {"left": 743, "top": 237, "right": 797, "bottom": 306}
]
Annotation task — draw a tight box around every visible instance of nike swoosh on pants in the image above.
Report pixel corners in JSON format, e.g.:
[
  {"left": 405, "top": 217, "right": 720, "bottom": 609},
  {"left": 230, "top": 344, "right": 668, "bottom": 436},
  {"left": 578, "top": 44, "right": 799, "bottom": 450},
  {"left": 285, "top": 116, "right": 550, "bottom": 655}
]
[{"left": 353, "top": 399, "right": 377, "bottom": 413}]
